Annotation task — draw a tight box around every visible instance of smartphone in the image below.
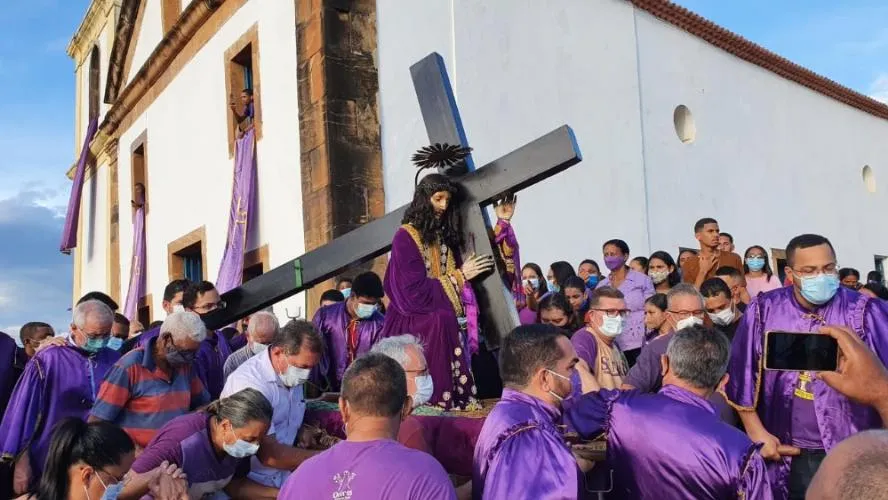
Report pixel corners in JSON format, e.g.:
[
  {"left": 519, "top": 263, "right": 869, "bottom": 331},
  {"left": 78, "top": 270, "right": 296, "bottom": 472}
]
[{"left": 764, "top": 331, "right": 839, "bottom": 372}]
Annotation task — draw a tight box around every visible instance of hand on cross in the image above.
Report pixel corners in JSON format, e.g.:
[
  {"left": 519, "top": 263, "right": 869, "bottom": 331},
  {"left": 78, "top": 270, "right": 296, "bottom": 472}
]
[
  {"left": 493, "top": 193, "right": 517, "bottom": 221},
  {"left": 461, "top": 254, "right": 495, "bottom": 281}
]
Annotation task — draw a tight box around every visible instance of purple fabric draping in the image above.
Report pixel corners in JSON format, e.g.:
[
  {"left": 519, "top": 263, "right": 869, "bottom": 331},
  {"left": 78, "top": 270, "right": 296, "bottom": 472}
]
[
  {"left": 303, "top": 406, "right": 484, "bottom": 477},
  {"left": 122, "top": 199, "right": 146, "bottom": 321},
  {"left": 381, "top": 227, "right": 477, "bottom": 410},
  {"left": 216, "top": 128, "right": 257, "bottom": 294},
  {"left": 724, "top": 286, "right": 888, "bottom": 499},
  {"left": 461, "top": 282, "right": 479, "bottom": 356},
  {"left": 311, "top": 302, "right": 385, "bottom": 391},
  {"left": 59, "top": 117, "right": 99, "bottom": 253}
]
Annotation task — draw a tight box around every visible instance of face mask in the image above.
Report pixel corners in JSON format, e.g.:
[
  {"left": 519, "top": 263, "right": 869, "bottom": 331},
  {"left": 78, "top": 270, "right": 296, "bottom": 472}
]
[
  {"left": 252, "top": 342, "right": 268, "bottom": 354},
  {"left": 545, "top": 369, "right": 573, "bottom": 404},
  {"left": 87, "top": 472, "right": 123, "bottom": 500},
  {"left": 172, "top": 304, "right": 185, "bottom": 313},
  {"left": 223, "top": 428, "right": 260, "bottom": 458},
  {"left": 585, "top": 276, "right": 599, "bottom": 289},
  {"left": 341, "top": 288, "right": 352, "bottom": 299},
  {"left": 412, "top": 375, "right": 434, "bottom": 407},
  {"left": 604, "top": 256, "right": 626, "bottom": 272},
  {"left": 599, "top": 315, "right": 624, "bottom": 337},
  {"left": 106, "top": 337, "right": 124, "bottom": 351},
  {"left": 523, "top": 278, "right": 540, "bottom": 290},
  {"left": 648, "top": 270, "right": 669, "bottom": 284},
  {"left": 355, "top": 302, "right": 378, "bottom": 319},
  {"left": 166, "top": 346, "right": 196, "bottom": 367},
  {"left": 675, "top": 316, "right": 704, "bottom": 331},
  {"left": 708, "top": 307, "right": 735, "bottom": 326},
  {"left": 548, "top": 280, "right": 560, "bottom": 293},
  {"left": 797, "top": 273, "right": 840, "bottom": 305},
  {"left": 83, "top": 336, "right": 109, "bottom": 353},
  {"left": 280, "top": 363, "right": 311, "bottom": 388},
  {"left": 746, "top": 257, "right": 766, "bottom": 272}
]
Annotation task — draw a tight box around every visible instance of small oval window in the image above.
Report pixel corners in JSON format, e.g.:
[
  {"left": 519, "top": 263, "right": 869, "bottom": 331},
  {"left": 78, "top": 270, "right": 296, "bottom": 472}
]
[
  {"left": 863, "top": 165, "right": 876, "bottom": 193},
  {"left": 673, "top": 105, "right": 696, "bottom": 144}
]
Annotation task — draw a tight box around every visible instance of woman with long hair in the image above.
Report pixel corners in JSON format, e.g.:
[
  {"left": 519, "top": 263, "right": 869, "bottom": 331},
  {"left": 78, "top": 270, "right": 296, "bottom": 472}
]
[
  {"left": 643, "top": 293, "right": 670, "bottom": 343},
  {"left": 546, "top": 261, "right": 576, "bottom": 295},
  {"left": 596, "top": 239, "right": 654, "bottom": 366},
  {"left": 839, "top": 268, "right": 861, "bottom": 290},
  {"left": 537, "top": 292, "right": 579, "bottom": 332},
  {"left": 562, "top": 276, "right": 590, "bottom": 320},
  {"left": 382, "top": 166, "right": 495, "bottom": 410},
  {"left": 743, "top": 246, "right": 781, "bottom": 298},
  {"left": 518, "top": 263, "right": 548, "bottom": 324},
  {"left": 647, "top": 251, "right": 680, "bottom": 294},
  {"left": 577, "top": 259, "right": 602, "bottom": 290}
]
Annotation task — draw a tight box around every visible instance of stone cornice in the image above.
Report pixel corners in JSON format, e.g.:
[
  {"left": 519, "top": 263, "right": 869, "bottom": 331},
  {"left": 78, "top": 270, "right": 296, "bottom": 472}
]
[{"left": 68, "top": 0, "right": 121, "bottom": 65}]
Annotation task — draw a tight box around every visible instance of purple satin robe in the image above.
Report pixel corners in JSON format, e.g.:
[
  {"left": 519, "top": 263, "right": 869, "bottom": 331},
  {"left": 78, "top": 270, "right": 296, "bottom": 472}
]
[
  {"left": 725, "top": 286, "right": 888, "bottom": 499},
  {"left": 382, "top": 227, "right": 477, "bottom": 410},
  {"left": 564, "top": 386, "right": 771, "bottom": 499},
  {"left": 473, "top": 389, "right": 581, "bottom": 499},
  {"left": 0, "top": 334, "right": 27, "bottom": 420},
  {"left": 0, "top": 345, "right": 119, "bottom": 484},
  {"left": 312, "top": 301, "right": 385, "bottom": 390},
  {"left": 195, "top": 332, "right": 232, "bottom": 400}
]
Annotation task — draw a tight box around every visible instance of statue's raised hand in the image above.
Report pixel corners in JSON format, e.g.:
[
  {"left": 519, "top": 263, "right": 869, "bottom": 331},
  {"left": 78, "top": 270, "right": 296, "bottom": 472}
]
[{"left": 494, "top": 193, "right": 516, "bottom": 221}]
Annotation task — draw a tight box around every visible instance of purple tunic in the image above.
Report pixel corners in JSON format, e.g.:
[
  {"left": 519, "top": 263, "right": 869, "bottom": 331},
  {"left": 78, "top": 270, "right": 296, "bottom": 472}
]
[
  {"left": 563, "top": 386, "right": 772, "bottom": 499},
  {"left": 312, "top": 301, "right": 385, "bottom": 391},
  {"left": 0, "top": 334, "right": 27, "bottom": 419},
  {"left": 473, "top": 389, "right": 581, "bottom": 499},
  {"left": 195, "top": 331, "right": 232, "bottom": 400},
  {"left": 382, "top": 227, "right": 477, "bottom": 410},
  {"left": 278, "top": 439, "right": 456, "bottom": 499},
  {"left": 725, "top": 286, "right": 888, "bottom": 499},
  {"left": 0, "top": 344, "right": 119, "bottom": 483},
  {"left": 597, "top": 270, "right": 654, "bottom": 351}
]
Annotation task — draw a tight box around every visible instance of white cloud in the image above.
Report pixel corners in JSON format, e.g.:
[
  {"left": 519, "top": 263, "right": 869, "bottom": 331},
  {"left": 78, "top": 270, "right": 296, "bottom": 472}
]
[{"left": 869, "top": 73, "right": 888, "bottom": 103}]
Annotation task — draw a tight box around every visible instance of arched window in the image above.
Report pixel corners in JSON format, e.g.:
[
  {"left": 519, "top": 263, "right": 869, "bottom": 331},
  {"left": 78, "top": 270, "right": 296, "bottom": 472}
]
[{"left": 88, "top": 45, "right": 100, "bottom": 120}]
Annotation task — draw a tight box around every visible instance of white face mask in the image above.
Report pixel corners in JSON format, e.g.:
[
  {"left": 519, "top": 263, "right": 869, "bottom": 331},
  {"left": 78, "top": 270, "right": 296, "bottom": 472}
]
[
  {"left": 599, "top": 315, "right": 624, "bottom": 337},
  {"left": 412, "top": 375, "right": 434, "bottom": 408},
  {"left": 648, "top": 270, "right": 670, "bottom": 284},
  {"left": 251, "top": 342, "right": 268, "bottom": 354},
  {"left": 280, "top": 363, "right": 311, "bottom": 388},
  {"left": 708, "top": 307, "right": 735, "bottom": 326},
  {"left": 172, "top": 304, "right": 185, "bottom": 313},
  {"left": 675, "top": 315, "right": 704, "bottom": 331}
]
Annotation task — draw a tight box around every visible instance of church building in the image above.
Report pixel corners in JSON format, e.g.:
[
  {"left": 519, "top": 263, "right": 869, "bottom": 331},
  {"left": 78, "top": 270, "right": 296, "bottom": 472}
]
[{"left": 65, "top": 0, "right": 888, "bottom": 323}]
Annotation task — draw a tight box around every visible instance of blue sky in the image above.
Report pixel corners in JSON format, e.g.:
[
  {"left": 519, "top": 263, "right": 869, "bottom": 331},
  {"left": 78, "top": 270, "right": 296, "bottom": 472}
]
[{"left": 0, "top": 0, "right": 886, "bottom": 338}]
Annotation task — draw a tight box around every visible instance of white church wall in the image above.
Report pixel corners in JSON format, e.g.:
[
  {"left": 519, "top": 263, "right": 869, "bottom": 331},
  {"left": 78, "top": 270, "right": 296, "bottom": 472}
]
[
  {"left": 634, "top": 10, "right": 888, "bottom": 273},
  {"left": 79, "top": 166, "right": 110, "bottom": 295},
  {"left": 127, "top": 0, "right": 164, "bottom": 86},
  {"left": 113, "top": 0, "right": 305, "bottom": 320}
]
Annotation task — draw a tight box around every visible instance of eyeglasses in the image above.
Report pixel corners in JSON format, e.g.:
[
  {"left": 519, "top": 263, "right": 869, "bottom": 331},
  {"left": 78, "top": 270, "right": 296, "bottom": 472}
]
[
  {"left": 193, "top": 301, "right": 227, "bottom": 313},
  {"left": 405, "top": 367, "right": 430, "bottom": 377},
  {"left": 590, "top": 308, "right": 629, "bottom": 318},
  {"left": 668, "top": 309, "right": 705, "bottom": 319},
  {"left": 790, "top": 264, "right": 839, "bottom": 279}
]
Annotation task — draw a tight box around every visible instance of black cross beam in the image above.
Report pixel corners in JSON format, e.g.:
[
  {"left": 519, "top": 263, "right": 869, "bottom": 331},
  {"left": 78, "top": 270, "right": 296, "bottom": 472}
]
[{"left": 203, "top": 53, "right": 582, "bottom": 343}]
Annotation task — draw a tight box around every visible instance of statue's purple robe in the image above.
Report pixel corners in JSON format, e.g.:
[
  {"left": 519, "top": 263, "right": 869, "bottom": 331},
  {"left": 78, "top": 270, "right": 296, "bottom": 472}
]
[
  {"left": 724, "top": 286, "right": 888, "bottom": 499},
  {"left": 0, "top": 344, "right": 119, "bottom": 484},
  {"left": 312, "top": 301, "right": 385, "bottom": 390},
  {"left": 473, "top": 389, "right": 583, "bottom": 499},
  {"left": 382, "top": 227, "right": 477, "bottom": 410},
  {"left": 564, "top": 386, "right": 772, "bottom": 499}
]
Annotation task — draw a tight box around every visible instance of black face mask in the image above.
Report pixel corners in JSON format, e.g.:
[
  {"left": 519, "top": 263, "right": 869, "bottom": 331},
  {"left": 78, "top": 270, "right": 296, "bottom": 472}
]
[{"left": 166, "top": 346, "right": 196, "bottom": 366}]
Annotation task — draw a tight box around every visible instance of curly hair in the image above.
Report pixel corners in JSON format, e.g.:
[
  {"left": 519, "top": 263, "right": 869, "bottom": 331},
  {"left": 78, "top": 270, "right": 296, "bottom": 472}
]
[{"left": 402, "top": 173, "right": 463, "bottom": 250}]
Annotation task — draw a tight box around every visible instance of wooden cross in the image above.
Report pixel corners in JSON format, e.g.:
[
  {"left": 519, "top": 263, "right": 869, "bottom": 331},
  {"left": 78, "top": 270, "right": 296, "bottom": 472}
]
[{"left": 203, "top": 53, "right": 582, "bottom": 348}]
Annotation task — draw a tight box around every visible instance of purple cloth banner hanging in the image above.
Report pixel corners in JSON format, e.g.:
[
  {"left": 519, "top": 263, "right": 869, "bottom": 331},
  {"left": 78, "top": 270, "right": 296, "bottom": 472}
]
[
  {"left": 216, "top": 129, "right": 257, "bottom": 294},
  {"left": 60, "top": 117, "right": 99, "bottom": 253},
  {"left": 122, "top": 197, "right": 146, "bottom": 321}
]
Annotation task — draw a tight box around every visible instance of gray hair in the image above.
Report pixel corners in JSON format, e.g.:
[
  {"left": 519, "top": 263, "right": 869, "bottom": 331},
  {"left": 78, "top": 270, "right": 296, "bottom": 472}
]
[
  {"left": 247, "top": 311, "right": 279, "bottom": 336},
  {"left": 370, "top": 334, "right": 425, "bottom": 367},
  {"left": 666, "top": 283, "right": 704, "bottom": 310},
  {"left": 206, "top": 388, "right": 273, "bottom": 428},
  {"left": 665, "top": 325, "right": 730, "bottom": 390},
  {"left": 160, "top": 311, "right": 207, "bottom": 343},
  {"left": 72, "top": 300, "right": 114, "bottom": 329}
]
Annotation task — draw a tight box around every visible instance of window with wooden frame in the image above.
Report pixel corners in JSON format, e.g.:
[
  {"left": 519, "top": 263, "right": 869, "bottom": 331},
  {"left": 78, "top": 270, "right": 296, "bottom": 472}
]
[
  {"left": 242, "top": 245, "right": 269, "bottom": 284},
  {"left": 161, "top": 0, "right": 180, "bottom": 33},
  {"left": 168, "top": 227, "right": 207, "bottom": 283},
  {"left": 88, "top": 45, "right": 100, "bottom": 121},
  {"left": 137, "top": 294, "right": 153, "bottom": 328},
  {"left": 224, "top": 24, "right": 262, "bottom": 157},
  {"left": 131, "top": 131, "right": 148, "bottom": 213}
]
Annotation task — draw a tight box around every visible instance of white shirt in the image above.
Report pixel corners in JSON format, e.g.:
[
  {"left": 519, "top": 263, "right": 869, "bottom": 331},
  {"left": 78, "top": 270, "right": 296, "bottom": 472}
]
[{"left": 221, "top": 350, "right": 306, "bottom": 488}]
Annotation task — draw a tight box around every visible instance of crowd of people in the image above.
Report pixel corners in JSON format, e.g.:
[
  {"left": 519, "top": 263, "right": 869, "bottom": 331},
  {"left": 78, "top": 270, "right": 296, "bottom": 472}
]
[{"left": 3, "top": 155, "right": 888, "bottom": 499}]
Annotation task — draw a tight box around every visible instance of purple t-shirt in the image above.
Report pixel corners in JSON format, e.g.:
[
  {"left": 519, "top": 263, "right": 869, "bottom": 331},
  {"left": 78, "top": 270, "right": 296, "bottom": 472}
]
[
  {"left": 278, "top": 439, "right": 456, "bottom": 500},
  {"left": 790, "top": 372, "right": 823, "bottom": 449},
  {"left": 131, "top": 412, "right": 247, "bottom": 497}
]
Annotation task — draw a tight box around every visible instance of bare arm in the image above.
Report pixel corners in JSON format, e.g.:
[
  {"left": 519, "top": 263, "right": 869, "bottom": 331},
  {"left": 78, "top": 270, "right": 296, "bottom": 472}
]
[{"left": 256, "top": 435, "right": 320, "bottom": 470}]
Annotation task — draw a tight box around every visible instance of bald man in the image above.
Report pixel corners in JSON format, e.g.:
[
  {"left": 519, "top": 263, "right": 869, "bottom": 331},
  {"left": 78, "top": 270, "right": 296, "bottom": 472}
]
[{"left": 806, "top": 430, "right": 888, "bottom": 500}]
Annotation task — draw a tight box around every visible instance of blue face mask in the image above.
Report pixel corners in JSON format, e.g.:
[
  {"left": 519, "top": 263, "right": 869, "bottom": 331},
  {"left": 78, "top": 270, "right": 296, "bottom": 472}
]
[
  {"left": 83, "top": 336, "right": 109, "bottom": 353},
  {"left": 798, "top": 273, "right": 840, "bottom": 305},
  {"left": 355, "top": 302, "right": 378, "bottom": 319},
  {"left": 746, "top": 257, "right": 766, "bottom": 272},
  {"left": 548, "top": 280, "right": 560, "bottom": 293},
  {"left": 585, "top": 276, "right": 599, "bottom": 289},
  {"left": 106, "top": 337, "right": 124, "bottom": 351},
  {"left": 341, "top": 288, "right": 352, "bottom": 299},
  {"left": 93, "top": 472, "right": 124, "bottom": 500}
]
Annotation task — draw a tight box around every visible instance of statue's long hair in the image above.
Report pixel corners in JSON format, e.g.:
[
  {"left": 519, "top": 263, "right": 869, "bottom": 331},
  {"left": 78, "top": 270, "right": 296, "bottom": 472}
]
[{"left": 402, "top": 173, "right": 463, "bottom": 250}]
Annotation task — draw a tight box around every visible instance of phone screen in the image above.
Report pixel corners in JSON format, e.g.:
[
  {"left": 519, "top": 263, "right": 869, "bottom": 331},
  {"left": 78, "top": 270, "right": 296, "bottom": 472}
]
[{"left": 764, "top": 331, "right": 839, "bottom": 371}]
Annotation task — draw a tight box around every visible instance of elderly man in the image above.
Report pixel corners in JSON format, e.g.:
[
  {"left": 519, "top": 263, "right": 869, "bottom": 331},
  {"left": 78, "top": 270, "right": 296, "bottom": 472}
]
[
  {"left": 222, "top": 319, "right": 324, "bottom": 488},
  {"left": 566, "top": 326, "right": 772, "bottom": 498},
  {"left": 0, "top": 300, "right": 120, "bottom": 493},
  {"left": 313, "top": 271, "right": 385, "bottom": 391},
  {"left": 726, "top": 234, "right": 888, "bottom": 499},
  {"left": 89, "top": 311, "right": 210, "bottom": 448},
  {"left": 183, "top": 280, "right": 233, "bottom": 399},
  {"left": 279, "top": 353, "right": 456, "bottom": 499},
  {"left": 571, "top": 286, "right": 630, "bottom": 389},
  {"left": 224, "top": 311, "right": 280, "bottom": 379}
]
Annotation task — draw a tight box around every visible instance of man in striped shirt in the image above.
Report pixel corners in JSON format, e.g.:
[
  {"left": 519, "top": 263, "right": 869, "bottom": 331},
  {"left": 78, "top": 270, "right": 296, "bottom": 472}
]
[
  {"left": 223, "top": 310, "right": 279, "bottom": 379},
  {"left": 89, "top": 311, "right": 211, "bottom": 449}
]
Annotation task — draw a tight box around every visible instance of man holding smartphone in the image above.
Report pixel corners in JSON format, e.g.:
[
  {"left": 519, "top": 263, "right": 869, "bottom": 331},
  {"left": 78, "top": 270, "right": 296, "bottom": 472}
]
[{"left": 724, "top": 234, "right": 888, "bottom": 500}]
